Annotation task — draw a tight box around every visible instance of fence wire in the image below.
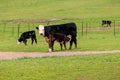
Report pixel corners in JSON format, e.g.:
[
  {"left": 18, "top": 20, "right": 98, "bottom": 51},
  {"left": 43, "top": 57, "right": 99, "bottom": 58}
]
[{"left": 0, "top": 19, "right": 120, "bottom": 38}]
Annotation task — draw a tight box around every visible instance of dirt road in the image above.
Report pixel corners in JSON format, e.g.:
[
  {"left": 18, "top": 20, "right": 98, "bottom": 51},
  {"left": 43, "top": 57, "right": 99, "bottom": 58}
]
[{"left": 0, "top": 50, "right": 120, "bottom": 60}]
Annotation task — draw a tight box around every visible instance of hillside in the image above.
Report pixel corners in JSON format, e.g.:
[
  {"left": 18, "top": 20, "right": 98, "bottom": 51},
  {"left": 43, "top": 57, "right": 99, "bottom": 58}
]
[{"left": 0, "top": 0, "right": 120, "bottom": 20}]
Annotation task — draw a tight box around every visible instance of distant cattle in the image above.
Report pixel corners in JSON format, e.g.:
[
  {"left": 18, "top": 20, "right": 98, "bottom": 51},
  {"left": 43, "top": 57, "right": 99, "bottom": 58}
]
[
  {"left": 17, "top": 30, "right": 37, "bottom": 45},
  {"left": 102, "top": 20, "right": 112, "bottom": 27},
  {"left": 36, "top": 22, "right": 77, "bottom": 52}
]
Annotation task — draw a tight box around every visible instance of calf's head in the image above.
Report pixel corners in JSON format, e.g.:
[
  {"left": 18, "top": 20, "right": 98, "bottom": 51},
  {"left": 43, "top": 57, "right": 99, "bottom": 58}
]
[
  {"left": 17, "top": 38, "right": 22, "bottom": 44},
  {"left": 36, "top": 25, "right": 45, "bottom": 36}
]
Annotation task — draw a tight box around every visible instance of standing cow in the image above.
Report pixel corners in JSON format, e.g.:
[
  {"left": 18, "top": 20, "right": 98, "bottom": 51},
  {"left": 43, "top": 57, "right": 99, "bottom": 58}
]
[
  {"left": 102, "top": 20, "right": 112, "bottom": 27},
  {"left": 17, "top": 30, "right": 37, "bottom": 45},
  {"left": 36, "top": 22, "right": 77, "bottom": 52}
]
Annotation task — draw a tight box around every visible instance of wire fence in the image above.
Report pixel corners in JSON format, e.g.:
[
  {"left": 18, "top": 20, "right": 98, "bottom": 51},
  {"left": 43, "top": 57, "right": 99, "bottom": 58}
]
[{"left": 0, "top": 19, "right": 120, "bottom": 37}]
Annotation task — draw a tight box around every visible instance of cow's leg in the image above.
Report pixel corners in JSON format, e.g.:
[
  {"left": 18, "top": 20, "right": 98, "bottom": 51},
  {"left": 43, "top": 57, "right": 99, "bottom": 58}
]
[
  {"left": 63, "top": 42, "right": 67, "bottom": 50},
  {"left": 31, "top": 38, "right": 34, "bottom": 45},
  {"left": 69, "top": 38, "right": 73, "bottom": 49},
  {"left": 69, "top": 36, "right": 77, "bottom": 49},
  {"left": 52, "top": 41, "right": 54, "bottom": 51},
  {"left": 23, "top": 39, "right": 27, "bottom": 45},
  {"left": 34, "top": 38, "right": 37, "bottom": 44},
  {"left": 60, "top": 43, "right": 63, "bottom": 50},
  {"left": 109, "top": 23, "right": 111, "bottom": 27},
  {"left": 49, "top": 41, "right": 54, "bottom": 52},
  {"left": 73, "top": 37, "right": 77, "bottom": 48},
  {"left": 107, "top": 23, "right": 108, "bottom": 27},
  {"left": 33, "top": 35, "right": 37, "bottom": 44}
]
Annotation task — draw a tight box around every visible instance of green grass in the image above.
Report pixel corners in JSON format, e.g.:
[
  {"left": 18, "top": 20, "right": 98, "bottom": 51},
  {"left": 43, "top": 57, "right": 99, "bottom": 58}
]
[
  {"left": 0, "top": 0, "right": 120, "bottom": 52},
  {"left": 0, "top": 53, "right": 120, "bottom": 80},
  {"left": 0, "top": 1, "right": 120, "bottom": 80},
  {"left": 0, "top": 21, "right": 120, "bottom": 52},
  {"left": 0, "top": 0, "right": 120, "bottom": 20},
  {"left": 0, "top": 22, "right": 120, "bottom": 52}
]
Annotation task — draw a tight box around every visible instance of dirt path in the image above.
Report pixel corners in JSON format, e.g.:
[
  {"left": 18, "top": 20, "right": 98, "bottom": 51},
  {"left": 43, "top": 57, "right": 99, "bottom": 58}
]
[{"left": 0, "top": 50, "right": 120, "bottom": 60}]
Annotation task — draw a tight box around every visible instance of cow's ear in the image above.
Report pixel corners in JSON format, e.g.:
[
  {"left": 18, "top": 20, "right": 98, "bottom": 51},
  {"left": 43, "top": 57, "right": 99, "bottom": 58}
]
[{"left": 36, "top": 27, "right": 38, "bottom": 30}]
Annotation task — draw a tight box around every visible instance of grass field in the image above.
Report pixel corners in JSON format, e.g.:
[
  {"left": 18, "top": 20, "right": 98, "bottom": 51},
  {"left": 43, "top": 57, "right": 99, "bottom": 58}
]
[
  {"left": 0, "top": 20, "right": 120, "bottom": 52},
  {"left": 0, "top": 0, "right": 120, "bottom": 20},
  {"left": 0, "top": 53, "right": 120, "bottom": 80},
  {"left": 0, "top": 0, "right": 120, "bottom": 52},
  {"left": 0, "top": 1, "right": 120, "bottom": 80}
]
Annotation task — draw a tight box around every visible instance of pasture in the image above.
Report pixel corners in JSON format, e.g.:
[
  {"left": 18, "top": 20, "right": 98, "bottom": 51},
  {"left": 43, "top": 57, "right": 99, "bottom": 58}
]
[
  {"left": 0, "top": 53, "right": 120, "bottom": 80},
  {"left": 0, "top": 0, "right": 120, "bottom": 52},
  {"left": 0, "top": 0, "right": 120, "bottom": 20},
  {"left": 0, "top": 0, "right": 120, "bottom": 80},
  {"left": 0, "top": 20, "right": 120, "bottom": 52}
]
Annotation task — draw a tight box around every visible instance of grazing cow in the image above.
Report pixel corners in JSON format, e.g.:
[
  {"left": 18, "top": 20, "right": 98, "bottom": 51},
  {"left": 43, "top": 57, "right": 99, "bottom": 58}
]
[
  {"left": 45, "top": 33, "right": 71, "bottom": 52},
  {"left": 102, "top": 20, "right": 112, "bottom": 27},
  {"left": 17, "top": 30, "right": 37, "bottom": 45},
  {"left": 36, "top": 22, "right": 77, "bottom": 52}
]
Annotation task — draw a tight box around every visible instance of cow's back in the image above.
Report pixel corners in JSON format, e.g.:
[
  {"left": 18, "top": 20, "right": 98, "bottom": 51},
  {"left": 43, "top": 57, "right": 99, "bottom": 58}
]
[
  {"left": 21, "top": 30, "right": 35, "bottom": 38},
  {"left": 44, "top": 22, "right": 77, "bottom": 37}
]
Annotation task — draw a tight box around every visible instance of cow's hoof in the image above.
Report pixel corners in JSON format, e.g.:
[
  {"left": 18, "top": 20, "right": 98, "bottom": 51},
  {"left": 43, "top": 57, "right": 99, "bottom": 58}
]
[{"left": 49, "top": 48, "right": 52, "bottom": 52}]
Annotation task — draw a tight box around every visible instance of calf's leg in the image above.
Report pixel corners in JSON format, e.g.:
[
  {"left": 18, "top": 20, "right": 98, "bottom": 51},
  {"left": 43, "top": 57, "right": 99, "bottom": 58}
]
[
  {"left": 63, "top": 42, "right": 67, "bottom": 50},
  {"left": 34, "top": 38, "right": 37, "bottom": 44},
  {"left": 23, "top": 39, "right": 27, "bottom": 45},
  {"left": 60, "top": 43, "right": 63, "bottom": 50},
  {"left": 31, "top": 38, "right": 34, "bottom": 45}
]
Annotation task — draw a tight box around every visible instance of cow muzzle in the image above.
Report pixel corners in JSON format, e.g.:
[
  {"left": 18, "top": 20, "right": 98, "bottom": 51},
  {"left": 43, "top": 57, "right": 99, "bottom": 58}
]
[
  {"left": 40, "top": 33, "right": 43, "bottom": 36},
  {"left": 17, "top": 40, "right": 21, "bottom": 45}
]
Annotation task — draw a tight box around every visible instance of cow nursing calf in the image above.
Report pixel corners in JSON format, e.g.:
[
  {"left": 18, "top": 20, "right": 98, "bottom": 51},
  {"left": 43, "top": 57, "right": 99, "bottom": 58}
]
[
  {"left": 36, "top": 22, "right": 77, "bottom": 52},
  {"left": 44, "top": 33, "right": 71, "bottom": 52},
  {"left": 17, "top": 30, "right": 37, "bottom": 45}
]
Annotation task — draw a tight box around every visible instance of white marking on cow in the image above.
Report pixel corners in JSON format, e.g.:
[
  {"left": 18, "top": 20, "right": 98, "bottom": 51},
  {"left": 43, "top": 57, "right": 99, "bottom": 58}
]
[
  {"left": 49, "top": 48, "right": 52, "bottom": 52},
  {"left": 38, "top": 25, "right": 45, "bottom": 36},
  {"left": 67, "top": 35, "right": 72, "bottom": 42},
  {"left": 17, "top": 40, "right": 21, "bottom": 44}
]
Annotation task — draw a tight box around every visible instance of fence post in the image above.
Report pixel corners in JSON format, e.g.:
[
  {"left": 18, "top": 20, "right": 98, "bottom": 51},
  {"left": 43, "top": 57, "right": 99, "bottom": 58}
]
[
  {"left": 86, "top": 22, "right": 88, "bottom": 35},
  {"left": 81, "top": 22, "right": 84, "bottom": 36},
  {"left": 88, "top": 22, "right": 91, "bottom": 31},
  {"left": 28, "top": 23, "right": 30, "bottom": 30},
  {"left": 114, "top": 20, "right": 116, "bottom": 36},
  {"left": 12, "top": 26, "right": 14, "bottom": 36},
  {"left": 3, "top": 23, "right": 6, "bottom": 32},
  {"left": 47, "top": 21, "right": 50, "bottom": 25},
  {"left": 18, "top": 23, "right": 20, "bottom": 37}
]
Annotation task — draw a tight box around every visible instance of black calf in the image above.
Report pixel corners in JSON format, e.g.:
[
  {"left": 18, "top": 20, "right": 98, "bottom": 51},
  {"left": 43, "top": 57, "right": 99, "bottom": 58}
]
[{"left": 17, "top": 30, "right": 37, "bottom": 45}]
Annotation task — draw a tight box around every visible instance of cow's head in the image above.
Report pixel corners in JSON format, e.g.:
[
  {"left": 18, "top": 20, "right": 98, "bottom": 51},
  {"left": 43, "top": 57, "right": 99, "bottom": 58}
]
[
  {"left": 17, "top": 38, "right": 22, "bottom": 44},
  {"left": 36, "top": 25, "right": 45, "bottom": 36}
]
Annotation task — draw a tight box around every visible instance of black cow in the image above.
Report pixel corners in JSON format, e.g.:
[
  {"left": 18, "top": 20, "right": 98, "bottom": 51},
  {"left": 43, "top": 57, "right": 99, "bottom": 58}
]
[
  {"left": 17, "top": 30, "right": 37, "bottom": 45},
  {"left": 102, "top": 20, "right": 112, "bottom": 27},
  {"left": 36, "top": 22, "right": 77, "bottom": 52}
]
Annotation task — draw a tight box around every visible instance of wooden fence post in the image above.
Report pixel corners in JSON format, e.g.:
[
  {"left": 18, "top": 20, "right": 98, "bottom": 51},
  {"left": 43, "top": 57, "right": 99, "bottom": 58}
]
[
  {"left": 81, "top": 22, "right": 84, "bottom": 36},
  {"left": 3, "top": 23, "right": 6, "bottom": 32},
  {"left": 114, "top": 20, "right": 116, "bottom": 36},
  {"left": 18, "top": 23, "right": 20, "bottom": 37},
  {"left": 28, "top": 23, "right": 30, "bottom": 30},
  {"left": 12, "top": 26, "right": 14, "bottom": 36},
  {"left": 86, "top": 22, "right": 88, "bottom": 35}
]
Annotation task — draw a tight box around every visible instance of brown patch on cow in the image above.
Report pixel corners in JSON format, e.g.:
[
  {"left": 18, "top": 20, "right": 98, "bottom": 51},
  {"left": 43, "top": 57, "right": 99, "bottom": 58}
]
[{"left": 44, "top": 37, "right": 50, "bottom": 43}]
